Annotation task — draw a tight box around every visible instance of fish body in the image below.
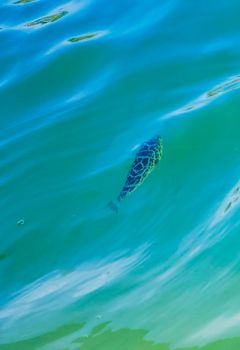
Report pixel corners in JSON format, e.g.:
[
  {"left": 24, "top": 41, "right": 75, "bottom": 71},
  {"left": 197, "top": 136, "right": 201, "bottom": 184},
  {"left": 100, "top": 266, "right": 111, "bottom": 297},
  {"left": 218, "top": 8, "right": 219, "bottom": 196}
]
[{"left": 109, "top": 135, "right": 163, "bottom": 212}]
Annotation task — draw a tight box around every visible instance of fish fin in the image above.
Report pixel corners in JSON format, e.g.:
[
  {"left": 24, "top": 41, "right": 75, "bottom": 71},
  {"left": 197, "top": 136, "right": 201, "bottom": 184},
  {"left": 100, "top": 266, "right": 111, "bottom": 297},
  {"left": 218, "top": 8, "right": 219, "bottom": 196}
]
[{"left": 108, "top": 200, "right": 119, "bottom": 214}]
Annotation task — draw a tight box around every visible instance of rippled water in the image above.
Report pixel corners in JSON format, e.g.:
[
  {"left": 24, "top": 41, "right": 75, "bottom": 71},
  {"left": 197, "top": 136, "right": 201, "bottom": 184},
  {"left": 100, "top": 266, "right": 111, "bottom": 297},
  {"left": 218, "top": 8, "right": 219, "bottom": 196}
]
[{"left": 1, "top": 0, "right": 240, "bottom": 349}]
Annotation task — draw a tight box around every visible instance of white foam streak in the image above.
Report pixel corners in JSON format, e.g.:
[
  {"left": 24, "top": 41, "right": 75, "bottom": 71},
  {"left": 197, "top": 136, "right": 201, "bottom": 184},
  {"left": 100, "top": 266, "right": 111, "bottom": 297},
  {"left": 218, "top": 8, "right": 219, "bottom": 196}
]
[
  {"left": 0, "top": 246, "right": 147, "bottom": 322},
  {"left": 209, "top": 180, "right": 240, "bottom": 229},
  {"left": 187, "top": 311, "right": 240, "bottom": 346},
  {"left": 162, "top": 74, "right": 240, "bottom": 120},
  {"left": 155, "top": 178, "right": 240, "bottom": 286}
]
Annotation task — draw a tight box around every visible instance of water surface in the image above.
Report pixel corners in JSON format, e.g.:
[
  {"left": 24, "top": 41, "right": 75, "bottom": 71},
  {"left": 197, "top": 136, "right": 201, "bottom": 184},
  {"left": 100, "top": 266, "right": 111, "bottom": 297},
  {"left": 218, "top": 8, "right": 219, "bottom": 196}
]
[{"left": 1, "top": 0, "right": 240, "bottom": 349}]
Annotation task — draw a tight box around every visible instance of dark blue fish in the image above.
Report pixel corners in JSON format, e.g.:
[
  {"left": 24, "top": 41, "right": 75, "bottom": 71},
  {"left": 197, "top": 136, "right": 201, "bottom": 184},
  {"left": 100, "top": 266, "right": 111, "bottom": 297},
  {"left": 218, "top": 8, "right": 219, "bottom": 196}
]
[{"left": 109, "top": 135, "right": 163, "bottom": 212}]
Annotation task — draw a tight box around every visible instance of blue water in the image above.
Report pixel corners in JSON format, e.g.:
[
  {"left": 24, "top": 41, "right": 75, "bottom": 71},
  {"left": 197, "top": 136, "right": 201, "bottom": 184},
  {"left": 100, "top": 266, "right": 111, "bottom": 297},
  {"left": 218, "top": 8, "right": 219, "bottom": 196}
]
[{"left": 1, "top": 0, "right": 240, "bottom": 349}]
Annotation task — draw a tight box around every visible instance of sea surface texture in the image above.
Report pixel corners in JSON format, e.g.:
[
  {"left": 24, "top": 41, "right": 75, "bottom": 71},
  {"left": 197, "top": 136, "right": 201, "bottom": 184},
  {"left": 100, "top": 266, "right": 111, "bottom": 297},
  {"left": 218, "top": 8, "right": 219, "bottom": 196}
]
[{"left": 1, "top": 0, "right": 240, "bottom": 349}]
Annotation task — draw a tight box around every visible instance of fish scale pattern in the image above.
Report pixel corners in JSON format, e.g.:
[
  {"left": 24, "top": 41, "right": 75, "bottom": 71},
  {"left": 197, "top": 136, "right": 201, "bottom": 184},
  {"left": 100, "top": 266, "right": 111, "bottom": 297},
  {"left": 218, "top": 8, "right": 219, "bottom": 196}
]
[{"left": 118, "top": 136, "right": 163, "bottom": 201}]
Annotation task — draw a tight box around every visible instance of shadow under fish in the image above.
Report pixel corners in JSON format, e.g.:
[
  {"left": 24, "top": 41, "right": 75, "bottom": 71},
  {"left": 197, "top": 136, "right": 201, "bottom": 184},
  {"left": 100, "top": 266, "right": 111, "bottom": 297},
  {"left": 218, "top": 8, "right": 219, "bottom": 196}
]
[{"left": 109, "top": 135, "right": 163, "bottom": 213}]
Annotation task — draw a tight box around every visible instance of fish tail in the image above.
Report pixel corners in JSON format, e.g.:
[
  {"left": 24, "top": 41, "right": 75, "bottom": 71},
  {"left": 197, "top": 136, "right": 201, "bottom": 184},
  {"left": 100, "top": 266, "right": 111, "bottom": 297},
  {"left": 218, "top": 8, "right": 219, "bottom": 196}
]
[{"left": 108, "top": 200, "right": 119, "bottom": 214}]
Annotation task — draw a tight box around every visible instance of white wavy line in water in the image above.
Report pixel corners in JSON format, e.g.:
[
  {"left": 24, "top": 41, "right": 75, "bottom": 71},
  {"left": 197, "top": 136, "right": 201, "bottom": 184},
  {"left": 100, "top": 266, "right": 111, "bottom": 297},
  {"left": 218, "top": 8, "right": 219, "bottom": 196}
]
[
  {"left": 115, "top": 178, "right": 240, "bottom": 311},
  {"left": 162, "top": 74, "right": 240, "bottom": 120},
  {"left": 66, "top": 64, "right": 115, "bottom": 104},
  {"left": 0, "top": 245, "right": 147, "bottom": 324},
  {"left": 0, "top": 78, "right": 8, "bottom": 89},
  {"left": 209, "top": 180, "right": 240, "bottom": 229},
  {"left": 156, "top": 178, "right": 240, "bottom": 284},
  {"left": 0, "top": 63, "right": 116, "bottom": 153},
  {"left": 131, "top": 143, "right": 141, "bottom": 151},
  {"left": 114, "top": 0, "right": 175, "bottom": 37},
  {"left": 185, "top": 311, "right": 240, "bottom": 346},
  {"left": 109, "top": 179, "right": 240, "bottom": 312}
]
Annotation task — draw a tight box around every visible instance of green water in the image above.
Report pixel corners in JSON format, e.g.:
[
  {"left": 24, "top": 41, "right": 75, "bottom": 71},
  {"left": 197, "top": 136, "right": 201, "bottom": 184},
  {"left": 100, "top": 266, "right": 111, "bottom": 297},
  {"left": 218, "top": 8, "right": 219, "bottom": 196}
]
[{"left": 1, "top": 0, "right": 240, "bottom": 349}]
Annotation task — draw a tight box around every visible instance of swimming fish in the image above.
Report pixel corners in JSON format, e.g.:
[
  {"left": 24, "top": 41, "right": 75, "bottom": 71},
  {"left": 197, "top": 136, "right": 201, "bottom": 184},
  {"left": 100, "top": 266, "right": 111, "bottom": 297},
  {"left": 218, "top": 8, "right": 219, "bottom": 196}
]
[{"left": 109, "top": 135, "right": 163, "bottom": 212}]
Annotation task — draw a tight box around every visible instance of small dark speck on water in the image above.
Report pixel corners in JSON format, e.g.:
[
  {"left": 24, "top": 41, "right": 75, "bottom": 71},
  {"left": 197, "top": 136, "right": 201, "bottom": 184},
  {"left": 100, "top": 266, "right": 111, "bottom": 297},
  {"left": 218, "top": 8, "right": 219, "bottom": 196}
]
[{"left": 17, "top": 219, "right": 25, "bottom": 226}]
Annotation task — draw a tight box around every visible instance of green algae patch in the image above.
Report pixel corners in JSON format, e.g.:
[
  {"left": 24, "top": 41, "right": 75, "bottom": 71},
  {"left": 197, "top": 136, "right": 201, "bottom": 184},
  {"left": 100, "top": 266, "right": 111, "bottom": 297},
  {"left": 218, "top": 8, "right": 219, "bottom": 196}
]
[
  {"left": 207, "top": 90, "right": 217, "bottom": 97},
  {"left": 0, "top": 252, "right": 7, "bottom": 261},
  {"left": 14, "top": 0, "right": 35, "bottom": 4},
  {"left": 25, "top": 10, "right": 68, "bottom": 27},
  {"left": 207, "top": 75, "right": 240, "bottom": 99},
  {"left": 68, "top": 33, "right": 98, "bottom": 43}
]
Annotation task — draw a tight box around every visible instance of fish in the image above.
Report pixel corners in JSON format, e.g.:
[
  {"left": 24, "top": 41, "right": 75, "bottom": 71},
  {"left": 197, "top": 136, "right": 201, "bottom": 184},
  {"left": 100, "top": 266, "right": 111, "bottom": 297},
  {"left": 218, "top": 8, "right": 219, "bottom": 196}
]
[{"left": 109, "top": 135, "right": 163, "bottom": 213}]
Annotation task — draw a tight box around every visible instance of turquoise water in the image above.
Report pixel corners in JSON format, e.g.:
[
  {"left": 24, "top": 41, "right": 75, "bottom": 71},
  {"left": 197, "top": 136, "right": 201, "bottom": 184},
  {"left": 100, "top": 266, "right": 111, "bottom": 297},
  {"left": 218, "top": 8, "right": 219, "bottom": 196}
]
[{"left": 1, "top": 0, "right": 240, "bottom": 349}]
